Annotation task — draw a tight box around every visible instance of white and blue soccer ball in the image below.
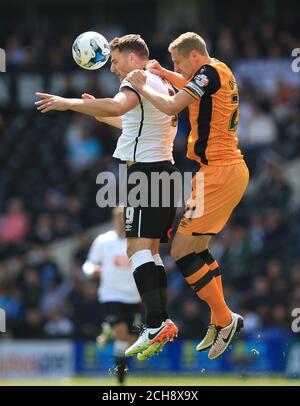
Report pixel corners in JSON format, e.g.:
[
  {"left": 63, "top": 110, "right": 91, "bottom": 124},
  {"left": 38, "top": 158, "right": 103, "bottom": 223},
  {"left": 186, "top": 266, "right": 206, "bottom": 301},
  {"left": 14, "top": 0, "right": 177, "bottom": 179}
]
[{"left": 72, "top": 31, "right": 110, "bottom": 70}]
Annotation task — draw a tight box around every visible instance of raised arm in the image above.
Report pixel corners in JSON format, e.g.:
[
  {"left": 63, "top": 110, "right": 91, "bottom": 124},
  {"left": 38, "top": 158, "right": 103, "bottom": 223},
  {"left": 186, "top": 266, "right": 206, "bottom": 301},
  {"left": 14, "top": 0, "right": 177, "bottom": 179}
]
[
  {"left": 147, "top": 60, "right": 187, "bottom": 89},
  {"left": 126, "top": 69, "right": 194, "bottom": 115}
]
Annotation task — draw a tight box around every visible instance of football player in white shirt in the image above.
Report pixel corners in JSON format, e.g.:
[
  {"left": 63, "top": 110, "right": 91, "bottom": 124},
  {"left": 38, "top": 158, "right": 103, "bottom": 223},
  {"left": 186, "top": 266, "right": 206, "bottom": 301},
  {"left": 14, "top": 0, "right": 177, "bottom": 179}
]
[
  {"left": 36, "top": 34, "right": 179, "bottom": 359},
  {"left": 83, "top": 206, "right": 141, "bottom": 384}
]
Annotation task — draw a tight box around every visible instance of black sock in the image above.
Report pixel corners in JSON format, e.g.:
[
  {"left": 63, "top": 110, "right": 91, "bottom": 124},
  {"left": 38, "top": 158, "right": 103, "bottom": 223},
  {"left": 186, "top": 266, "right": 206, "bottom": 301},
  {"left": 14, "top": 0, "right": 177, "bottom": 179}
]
[
  {"left": 133, "top": 262, "right": 163, "bottom": 328},
  {"left": 115, "top": 356, "right": 126, "bottom": 385},
  {"left": 197, "top": 249, "right": 214, "bottom": 265},
  {"left": 156, "top": 265, "right": 169, "bottom": 321},
  {"left": 197, "top": 249, "right": 221, "bottom": 278}
]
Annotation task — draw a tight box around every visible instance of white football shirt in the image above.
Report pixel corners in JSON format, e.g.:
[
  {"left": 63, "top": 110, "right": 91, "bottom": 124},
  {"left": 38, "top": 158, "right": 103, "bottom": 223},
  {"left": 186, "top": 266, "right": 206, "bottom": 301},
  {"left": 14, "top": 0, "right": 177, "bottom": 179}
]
[
  {"left": 113, "top": 70, "right": 177, "bottom": 163},
  {"left": 82, "top": 230, "right": 140, "bottom": 304}
]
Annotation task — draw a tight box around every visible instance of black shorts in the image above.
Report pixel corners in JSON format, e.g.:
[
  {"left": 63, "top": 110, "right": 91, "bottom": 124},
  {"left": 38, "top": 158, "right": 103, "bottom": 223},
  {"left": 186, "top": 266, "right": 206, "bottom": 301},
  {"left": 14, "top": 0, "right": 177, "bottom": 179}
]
[
  {"left": 124, "top": 161, "right": 180, "bottom": 242},
  {"left": 101, "top": 302, "right": 142, "bottom": 334}
]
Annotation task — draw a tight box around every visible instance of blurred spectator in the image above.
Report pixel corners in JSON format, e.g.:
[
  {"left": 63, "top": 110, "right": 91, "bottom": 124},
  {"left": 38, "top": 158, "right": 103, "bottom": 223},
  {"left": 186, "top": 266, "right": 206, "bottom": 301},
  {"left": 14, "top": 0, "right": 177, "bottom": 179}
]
[
  {"left": 41, "top": 279, "right": 66, "bottom": 315},
  {"left": 243, "top": 102, "right": 277, "bottom": 147},
  {"left": 70, "top": 280, "right": 102, "bottom": 340},
  {"left": 65, "top": 195, "right": 82, "bottom": 233},
  {"left": 5, "top": 287, "right": 23, "bottom": 320},
  {"left": 263, "top": 208, "right": 289, "bottom": 257},
  {"left": 73, "top": 234, "right": 92, "bottom": 264},
  {"left": 220, "top": 225, "right": 253, "bottom": 284},
  {"left": 53, "top": 212, "right": 71, "bottom": 239},
  {"left": 33, "top": 245, "right": 62, "bottom": 291},
  {"left": 248, "top": 154, "right": 291, "bottom": 210},
  {"left": 33, "top": 214, "right": 55, "bottom": 243},
  {"left": 174, "top": 297, "right": 207, "bottom": 339},
  {"left": 290, "top": 263, "right": 300, "bottom": 285},
  {"left": 6, "top": 35, "right": 27, "bottom": 68},
  {"left": 66, "top": 117, "right": 102, "bottom": 171},
  {"left": 44, "top": 310, "right": 74, "bottom": 338},
  {"left": 0, "top": 199, "right": 29, "bottom": 244},
  {"left": 249, "top": 212, "right": 265, "bottom": 254},
  {"left": 272, "top": 304, "right": 289, "bottom": 330},
  {"left": 14, "top": 308, "right": 45, "bottom": 339}
]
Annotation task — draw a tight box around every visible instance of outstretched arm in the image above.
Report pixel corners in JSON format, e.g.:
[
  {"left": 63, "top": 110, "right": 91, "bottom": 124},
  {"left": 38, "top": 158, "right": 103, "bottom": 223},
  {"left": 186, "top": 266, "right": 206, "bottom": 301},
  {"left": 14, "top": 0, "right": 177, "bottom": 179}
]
[
  {"left": 35, "top": 88, "right": 139, "bottom": 118},
  {"left": 126, "top": 69, "right": 194, "bottom": 115},
  {"left": 95, "top": 115, "right": 122, "bottom": 129},
  {"left": 81, "top": 93, "right": 122, "bottom": 129}
]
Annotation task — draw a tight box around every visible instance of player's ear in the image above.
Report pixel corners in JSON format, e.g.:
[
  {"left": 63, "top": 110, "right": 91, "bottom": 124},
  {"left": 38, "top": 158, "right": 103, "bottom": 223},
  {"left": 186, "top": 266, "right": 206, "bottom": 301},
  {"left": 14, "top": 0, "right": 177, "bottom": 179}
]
[
  {"left": 128, "top": 52, "right": 137, "bottom": 65},
  {"left": 190, "top": 50, "right": 198, "bottom": 60}
]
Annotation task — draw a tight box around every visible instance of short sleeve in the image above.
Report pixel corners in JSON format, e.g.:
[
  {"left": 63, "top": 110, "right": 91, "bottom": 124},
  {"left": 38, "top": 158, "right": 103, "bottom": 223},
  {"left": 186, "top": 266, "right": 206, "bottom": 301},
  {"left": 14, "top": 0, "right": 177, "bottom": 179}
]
[
  {"left": 120, "top": 78, "right": 141, "bottom": 100},
  {"left": 183, "top": 65, "right": 221, "bottom": 100},
  {"left": 86, "top": 237, "right": 104, "bottom": 265}
]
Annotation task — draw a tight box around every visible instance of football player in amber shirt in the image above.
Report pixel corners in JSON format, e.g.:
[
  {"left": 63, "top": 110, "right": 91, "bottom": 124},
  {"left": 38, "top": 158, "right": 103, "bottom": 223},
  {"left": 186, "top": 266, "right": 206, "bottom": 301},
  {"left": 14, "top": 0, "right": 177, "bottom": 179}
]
[{"left": 126, "top": 32, "right": 249, "bottom": 360}]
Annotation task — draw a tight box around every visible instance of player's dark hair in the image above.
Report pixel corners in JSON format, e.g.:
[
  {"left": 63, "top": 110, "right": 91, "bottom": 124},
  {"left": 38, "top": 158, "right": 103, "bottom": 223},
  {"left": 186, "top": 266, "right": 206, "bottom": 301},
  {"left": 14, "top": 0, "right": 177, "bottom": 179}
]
[{"left": 109, "top": 34, "right": 149, "bottom": 59}]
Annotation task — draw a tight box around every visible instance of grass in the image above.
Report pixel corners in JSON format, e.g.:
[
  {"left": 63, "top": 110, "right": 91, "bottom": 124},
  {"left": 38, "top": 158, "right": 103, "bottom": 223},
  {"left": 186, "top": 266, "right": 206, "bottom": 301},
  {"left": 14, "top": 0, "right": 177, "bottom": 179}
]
[{"left": 0, "top": 375, "right": 299, "bottom": 386}]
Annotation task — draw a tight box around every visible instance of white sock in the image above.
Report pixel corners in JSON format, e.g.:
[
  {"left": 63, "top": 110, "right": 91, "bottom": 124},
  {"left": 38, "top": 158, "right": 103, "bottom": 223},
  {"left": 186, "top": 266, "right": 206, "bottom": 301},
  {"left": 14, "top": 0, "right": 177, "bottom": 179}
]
[
  {"left": 114, "top": 340, "right": 129, "bottom": 357},
  {"left": 130, "top": 249, "right": 154, "bottom": 269},
  {"left": 152, "top": 254, "right": 164, "bottom": 267}
]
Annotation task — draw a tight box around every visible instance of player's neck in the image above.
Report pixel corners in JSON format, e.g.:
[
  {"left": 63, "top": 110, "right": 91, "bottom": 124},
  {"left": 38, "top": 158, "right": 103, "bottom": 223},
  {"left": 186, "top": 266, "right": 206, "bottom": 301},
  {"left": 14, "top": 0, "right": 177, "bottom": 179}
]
[
  {"left": 132, "top": 60, "right": 148, "bottom": 71},
  {"left": 189, "top": 56, "right": 214, "bottom": 78},
  {"left": 200, "top": 56, "right": 213, "bottom": 66},
  {"left": 187, "top": 56, "right": 214, "bottom": 79}
]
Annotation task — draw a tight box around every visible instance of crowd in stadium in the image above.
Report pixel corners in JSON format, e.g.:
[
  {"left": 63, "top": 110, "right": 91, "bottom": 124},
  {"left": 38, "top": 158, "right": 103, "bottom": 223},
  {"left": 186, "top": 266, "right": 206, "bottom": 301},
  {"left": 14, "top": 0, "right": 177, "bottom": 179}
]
[
  {"left": 0, "top": 1, "right": 300, "bottom": 340},
  {"left": 0, "top": 215, "right": 299, "bottom": 340}
]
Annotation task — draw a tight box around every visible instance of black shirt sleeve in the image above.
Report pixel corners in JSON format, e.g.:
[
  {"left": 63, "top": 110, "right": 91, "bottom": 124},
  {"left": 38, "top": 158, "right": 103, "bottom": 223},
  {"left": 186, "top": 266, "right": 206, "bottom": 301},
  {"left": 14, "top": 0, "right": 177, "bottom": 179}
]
[{"left": 183, "top": 65, "right": 221, "bottom": 100}]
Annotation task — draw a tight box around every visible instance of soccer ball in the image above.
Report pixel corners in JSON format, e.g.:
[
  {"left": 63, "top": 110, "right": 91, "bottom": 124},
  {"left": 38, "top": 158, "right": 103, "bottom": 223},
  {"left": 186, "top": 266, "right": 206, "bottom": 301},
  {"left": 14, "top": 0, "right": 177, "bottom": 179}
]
[{"left": 72, "top": 31, "right": 110, "bottom": 70}]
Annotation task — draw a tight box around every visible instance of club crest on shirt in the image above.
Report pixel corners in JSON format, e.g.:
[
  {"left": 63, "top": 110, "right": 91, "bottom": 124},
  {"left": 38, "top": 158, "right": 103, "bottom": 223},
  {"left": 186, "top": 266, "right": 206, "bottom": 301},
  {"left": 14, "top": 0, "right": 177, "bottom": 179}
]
[{"left": 194, "top": 74, "right": 209, "bottom": 87}]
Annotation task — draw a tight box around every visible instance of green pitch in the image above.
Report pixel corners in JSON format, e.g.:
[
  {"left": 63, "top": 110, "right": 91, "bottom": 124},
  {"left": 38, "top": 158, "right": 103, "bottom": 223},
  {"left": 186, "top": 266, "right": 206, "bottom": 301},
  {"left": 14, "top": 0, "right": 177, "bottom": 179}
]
[{"left": 0, "top": 375, "right": 299, "bottom": 386}]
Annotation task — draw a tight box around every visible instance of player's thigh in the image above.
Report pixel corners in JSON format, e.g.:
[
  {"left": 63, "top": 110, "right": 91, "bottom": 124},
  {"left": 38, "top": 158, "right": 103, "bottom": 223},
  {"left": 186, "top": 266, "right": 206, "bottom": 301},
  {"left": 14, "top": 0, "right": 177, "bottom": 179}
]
[
  {"left": 124, "top": 161, "right": 179, "bottom": 247},
  {"left": 150, "top": 239, "right": 161, "bottom": 256},
  {"left": 194, "top": 235, "right": 212, "bottom": 254},
  {"left": 126, "top": 237, "right": 160, "bottom": 258},
  {"left": 171, "top": 232, "right": 211, "bottom": 261}
]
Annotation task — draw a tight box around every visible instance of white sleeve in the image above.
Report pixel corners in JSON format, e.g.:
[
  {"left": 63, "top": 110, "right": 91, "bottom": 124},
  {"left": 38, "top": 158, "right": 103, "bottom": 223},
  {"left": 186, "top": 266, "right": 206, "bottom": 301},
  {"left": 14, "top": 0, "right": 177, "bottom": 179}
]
[
  {"left": 119, "top": 78, "right": 143, "bottom": 101},
  {"left": 120, "top": 78, "right": 134, "bottom": 90}
]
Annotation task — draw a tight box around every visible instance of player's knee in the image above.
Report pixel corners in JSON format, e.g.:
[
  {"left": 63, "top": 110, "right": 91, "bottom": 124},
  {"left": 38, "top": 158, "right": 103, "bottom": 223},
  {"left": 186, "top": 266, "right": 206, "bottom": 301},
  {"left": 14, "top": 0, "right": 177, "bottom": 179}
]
[
  {"left": 113, "top": 323, "right": 130, "bottom": 341},
  {"left": 114, "top": 330, "right": 129, "bottom": 341},
  {"left": 126, "top": 240, "right": 153, "bottom": 259},
  {"left": 170, "top": 244, "right": 184, "bottom": 262},
  {"left": 113, "top": 340, "right": 129, "bottom": 357},
  {"left": 126, "top": 241, "right": 138, "bottom": 258}
]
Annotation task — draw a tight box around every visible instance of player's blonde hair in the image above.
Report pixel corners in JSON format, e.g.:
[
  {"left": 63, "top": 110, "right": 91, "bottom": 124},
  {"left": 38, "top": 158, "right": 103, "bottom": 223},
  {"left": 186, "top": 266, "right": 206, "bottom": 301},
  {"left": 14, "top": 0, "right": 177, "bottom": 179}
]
[{"left": 168, "top": 32, "right": 208, "bottom": 56}]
